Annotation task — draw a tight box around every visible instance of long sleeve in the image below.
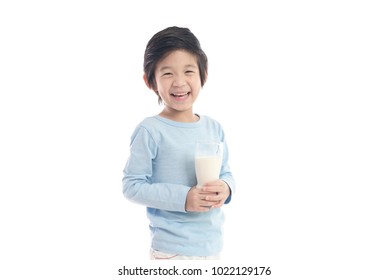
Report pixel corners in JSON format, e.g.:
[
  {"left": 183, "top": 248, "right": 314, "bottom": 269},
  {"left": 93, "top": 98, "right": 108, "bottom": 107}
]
[
  {"left": 122, "top": 126, "right": 189, "bottom": 212},
  {"left": 121, "top": 115, "right": 235, "bottom": 256},
  {"left": 219, "top": 137, "right": 236, "bottom": 204}
]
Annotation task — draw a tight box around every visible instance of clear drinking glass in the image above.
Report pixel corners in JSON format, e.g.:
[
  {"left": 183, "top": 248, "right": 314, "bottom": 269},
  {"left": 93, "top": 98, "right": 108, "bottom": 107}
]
[{"left": 195, "top": 141, "right": 223, "bottom": 188}]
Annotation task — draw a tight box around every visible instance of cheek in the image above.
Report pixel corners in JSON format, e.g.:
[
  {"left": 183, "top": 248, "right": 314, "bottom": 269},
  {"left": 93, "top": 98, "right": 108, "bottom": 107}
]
[
  {"left": 188, "top": 76, "right": 201, "bottom": 86},
  {"left": 191, "top": 80, "right": 202, "bottom": 92},
  {"left": 155, "top": 79, "right": 168, "bottom": 92}
]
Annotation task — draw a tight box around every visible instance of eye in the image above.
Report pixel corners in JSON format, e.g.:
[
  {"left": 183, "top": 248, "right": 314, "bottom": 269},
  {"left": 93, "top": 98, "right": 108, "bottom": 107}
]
[
  {"left": 185, "top": 70, "right": 195, "bottom": 74},
  {"left": 162, "top": 72, "right": 172, "bottom": 77}
]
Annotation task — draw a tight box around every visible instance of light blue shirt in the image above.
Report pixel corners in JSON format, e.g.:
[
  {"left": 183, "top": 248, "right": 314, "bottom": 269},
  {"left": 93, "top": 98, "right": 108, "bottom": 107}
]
[{"left": 122, "top": 115, "right": 235, "bottom": 256}]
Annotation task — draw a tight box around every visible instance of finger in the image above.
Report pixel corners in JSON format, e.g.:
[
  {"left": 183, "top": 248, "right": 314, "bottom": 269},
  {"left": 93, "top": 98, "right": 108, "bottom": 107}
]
[
  {"left": 198, "top": 191, "right": 218, "bottom": 196},
  {"left": 211, "top": 200, "right": 225, "bottom": 209},
  {"left": 203, "top": 181, "right": 224, "bottom": 187},
  {"left": 197, "top": 206, "right": 211, "bottom": 212},
  {"left": 204, "top": 180, "right": 224, "bottom": 185},
  {"left": 200, "top": 200, "right": 218, "bottom": 208},
  {"left": 204, "top": 194, "right": 222, "bottom": 201},
  {"left": 190, "top": 202, "right": 212, "bottom": 212},
  {"left": 193, "top": 205, "right": 212, "bottom": 212},
  {"left": 202, "top": 186, "right": 224, "bottom": 193}
]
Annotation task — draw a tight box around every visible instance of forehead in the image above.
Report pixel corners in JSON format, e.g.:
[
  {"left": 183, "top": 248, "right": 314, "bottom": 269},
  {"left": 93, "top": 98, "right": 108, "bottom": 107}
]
[{"left": 156, "top": 50, "right": 198, "bottom": 70}]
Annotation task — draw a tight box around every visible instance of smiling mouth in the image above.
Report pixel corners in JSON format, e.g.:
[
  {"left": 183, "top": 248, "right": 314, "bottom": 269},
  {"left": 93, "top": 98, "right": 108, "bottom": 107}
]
[{"left": 170, "top": 92, "right": 189, "bottom": 97}]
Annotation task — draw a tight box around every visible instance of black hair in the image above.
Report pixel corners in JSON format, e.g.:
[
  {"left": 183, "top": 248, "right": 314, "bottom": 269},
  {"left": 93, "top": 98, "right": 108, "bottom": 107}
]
[{"left": 143, "top": 26, "right": 208, "bottom": 104}]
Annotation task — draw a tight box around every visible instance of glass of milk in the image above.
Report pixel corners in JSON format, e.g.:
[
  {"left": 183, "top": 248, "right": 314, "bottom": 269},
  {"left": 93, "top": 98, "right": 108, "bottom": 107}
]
[{"left": 195, "top": 141, "right": 223, "bottom": 188}]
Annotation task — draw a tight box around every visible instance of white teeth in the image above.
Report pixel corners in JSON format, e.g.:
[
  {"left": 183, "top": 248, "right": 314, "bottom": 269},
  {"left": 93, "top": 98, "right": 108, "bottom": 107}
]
[{"left": 171, "top": 93, "right": 188, "bottom": 97}]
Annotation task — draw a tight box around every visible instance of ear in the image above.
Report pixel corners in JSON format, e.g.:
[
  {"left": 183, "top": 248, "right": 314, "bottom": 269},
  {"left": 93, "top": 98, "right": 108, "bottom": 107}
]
[{"left": 143, "top": 73, "right": 152, "bottom": 89}]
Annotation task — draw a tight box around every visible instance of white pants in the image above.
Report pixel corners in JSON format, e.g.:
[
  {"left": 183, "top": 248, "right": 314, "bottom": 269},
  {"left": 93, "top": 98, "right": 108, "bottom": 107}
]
[{"left": 150, "top": 249, "right": 220, "bottom": 260}]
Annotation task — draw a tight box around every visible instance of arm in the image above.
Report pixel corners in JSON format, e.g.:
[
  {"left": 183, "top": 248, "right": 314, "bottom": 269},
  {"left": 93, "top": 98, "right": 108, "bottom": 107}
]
[
  {"left": 218, "top": 138, "right": 235, "bottom": 204},
  {"left": 122, "top": 127, "right": 189, "bottom": 212}
]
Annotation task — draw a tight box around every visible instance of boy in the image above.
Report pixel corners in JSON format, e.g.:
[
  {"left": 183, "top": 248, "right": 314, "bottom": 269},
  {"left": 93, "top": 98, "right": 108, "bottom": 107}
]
[{"left": 122, "top": 26, "right": 235, "bottom": 260}]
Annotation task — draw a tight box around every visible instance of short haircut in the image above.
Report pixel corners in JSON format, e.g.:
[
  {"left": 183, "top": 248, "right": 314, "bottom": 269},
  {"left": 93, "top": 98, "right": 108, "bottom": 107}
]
[{"left": 143, "top": 26, "right": 208, "bottom": 104}]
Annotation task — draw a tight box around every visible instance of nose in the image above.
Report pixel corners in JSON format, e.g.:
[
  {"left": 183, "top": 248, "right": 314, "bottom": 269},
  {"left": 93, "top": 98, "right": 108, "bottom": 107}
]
[{"left": 172, "top": 73, "right": 186, "bottom": 87}]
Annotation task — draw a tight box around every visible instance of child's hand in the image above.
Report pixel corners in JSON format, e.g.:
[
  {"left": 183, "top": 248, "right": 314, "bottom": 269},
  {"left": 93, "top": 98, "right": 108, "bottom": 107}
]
[
  {"left": 202, "top": 180, "right": 231, "bottom": 209},
  {"left": 185, "top": 185, "right": 221, "bottom": 212},
  {"left": 185, "top": 180, "right": 231, "bottom": 212}
]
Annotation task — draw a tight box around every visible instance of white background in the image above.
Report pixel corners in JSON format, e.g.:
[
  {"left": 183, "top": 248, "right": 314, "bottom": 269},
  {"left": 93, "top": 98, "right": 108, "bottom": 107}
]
[{"left": 1, "top": 0, "right": 388, "bottom": 279}]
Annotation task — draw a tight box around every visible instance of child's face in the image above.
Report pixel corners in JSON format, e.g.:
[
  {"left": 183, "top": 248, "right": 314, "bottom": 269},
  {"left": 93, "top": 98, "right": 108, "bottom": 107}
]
[{"left": 154, "top": 50, "right": 202, "bottom": 116}]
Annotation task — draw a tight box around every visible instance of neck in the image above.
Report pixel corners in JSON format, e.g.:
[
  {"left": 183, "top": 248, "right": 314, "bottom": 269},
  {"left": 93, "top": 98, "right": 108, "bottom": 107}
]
[{"left": 159, "top": 108, "right": 199, "bottom": 123}]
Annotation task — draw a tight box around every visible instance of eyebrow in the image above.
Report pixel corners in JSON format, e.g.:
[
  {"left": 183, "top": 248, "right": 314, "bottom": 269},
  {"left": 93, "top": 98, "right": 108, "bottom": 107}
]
[{"left": 159, "top": 64, "right": 197, "bottom": 72}]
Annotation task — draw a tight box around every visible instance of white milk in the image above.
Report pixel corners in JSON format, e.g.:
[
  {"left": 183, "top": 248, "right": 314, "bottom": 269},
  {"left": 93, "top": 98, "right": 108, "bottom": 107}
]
[{"left": 195, "top": 155, "right": 222, "bottom": 187}]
